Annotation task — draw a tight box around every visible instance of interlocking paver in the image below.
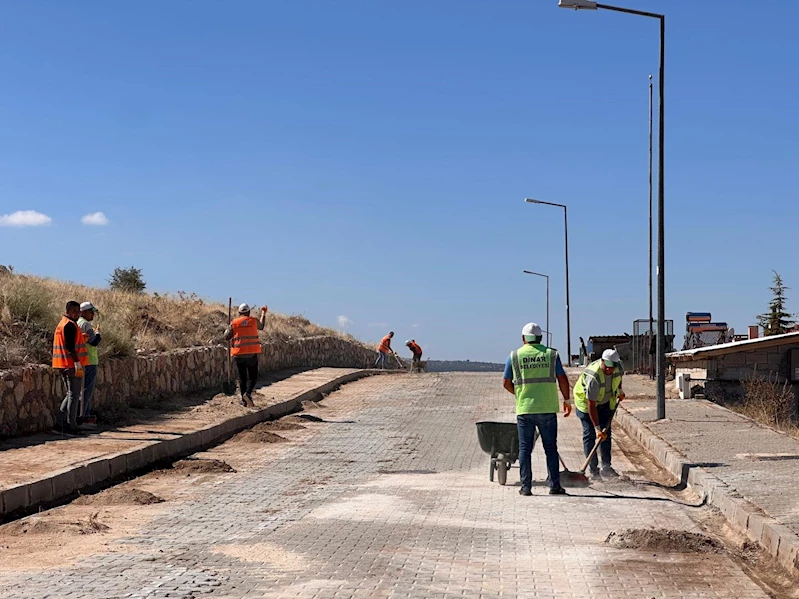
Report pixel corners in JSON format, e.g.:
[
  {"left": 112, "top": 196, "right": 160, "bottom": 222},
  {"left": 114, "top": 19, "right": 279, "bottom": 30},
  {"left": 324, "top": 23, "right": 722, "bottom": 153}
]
[{"left": 0, "top": 373, "right": 770, "bottom": 597}]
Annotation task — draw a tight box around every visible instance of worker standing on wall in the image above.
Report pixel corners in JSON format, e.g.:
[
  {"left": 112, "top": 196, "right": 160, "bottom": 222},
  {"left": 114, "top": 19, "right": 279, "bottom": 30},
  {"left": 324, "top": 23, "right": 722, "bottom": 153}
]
[
  {"left": 225, "top": 303, "right": 268, "bottom": 407},
  {"left": 406, "top": 339, "right": 423, "bottom": 371},
  {"left": 573, "top": 348, "right": 626, "bottom": 479},
  {"left": 503, "top": 322, "right": 572, "bottom": 496},
  {"left": 374, "top": 331, "right": 394, "bottom": 369},
  {"left": 52, "top": 301, "right": 89, "bottom": 434}
]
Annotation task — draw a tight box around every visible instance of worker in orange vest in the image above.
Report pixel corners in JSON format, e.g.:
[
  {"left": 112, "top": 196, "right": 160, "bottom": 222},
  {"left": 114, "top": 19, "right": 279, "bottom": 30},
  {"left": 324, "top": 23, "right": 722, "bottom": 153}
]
[
  {"left": 224, "top": 303, "right": 268, "bottom": 406},
  {"left": 52, "top": 301, "right": 89, "bottom": 434},
  {"left": 374, "top": 331, "right": 394, "bottom": 369},
  {"left": 405, "top": 340, "right": 423, "bottom": 371}
]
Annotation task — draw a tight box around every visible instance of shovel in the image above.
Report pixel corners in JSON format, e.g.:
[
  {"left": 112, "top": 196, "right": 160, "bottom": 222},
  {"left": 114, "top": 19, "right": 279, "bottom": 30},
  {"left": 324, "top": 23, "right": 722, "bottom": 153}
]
[
  {"left": 222, "top": 297, "right": 236, "bottom": 396},
  {"left": 558, "top": 453, "right": 589, "bottom": 486}
]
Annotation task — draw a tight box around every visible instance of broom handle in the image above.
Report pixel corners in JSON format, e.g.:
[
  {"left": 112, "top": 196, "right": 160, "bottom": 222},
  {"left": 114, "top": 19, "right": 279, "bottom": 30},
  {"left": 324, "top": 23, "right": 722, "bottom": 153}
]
[{"left": 579, "top": 407, "right": 618, "bottom": 474}]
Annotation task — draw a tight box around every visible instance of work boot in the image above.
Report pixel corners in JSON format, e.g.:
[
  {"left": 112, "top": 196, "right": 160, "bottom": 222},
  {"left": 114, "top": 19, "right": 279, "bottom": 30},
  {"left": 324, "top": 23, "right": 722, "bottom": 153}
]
[
  {"left": 519, "top": 487, "right": 532, "bottom": 496},
  {"left": 549, "top": 486, "right": 567, "bottom": 495},
  {"left": 240, "top": 395, "right": 248, "bottom": 407},
  {"left": 246, "top": 393, "right": 255, "bottom": 407},
  {"left": 589, "top": 468, "right": 601, "bottom": 481},
  {"left": 601, "top": 465, "right": 619, "bottom": 478}
]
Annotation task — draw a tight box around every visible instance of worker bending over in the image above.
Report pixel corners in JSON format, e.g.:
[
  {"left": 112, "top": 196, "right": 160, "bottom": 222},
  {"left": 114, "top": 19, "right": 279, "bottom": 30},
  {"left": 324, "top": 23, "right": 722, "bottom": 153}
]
[
  {"left": 406, "top": 339, "right": 422, "bottom": 371},
  {"left": 573, "top": 348, "right": 626, "bottom": 479},
  {"left": 503, "top": 323, "right": 572, "bottom": 496}
]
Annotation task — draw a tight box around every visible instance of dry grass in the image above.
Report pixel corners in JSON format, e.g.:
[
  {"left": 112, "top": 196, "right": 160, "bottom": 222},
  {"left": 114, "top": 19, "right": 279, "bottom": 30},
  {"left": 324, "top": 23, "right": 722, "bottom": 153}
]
[
  {"left": 733, "top": 372, "right": 798, "bottom": 434},
  {"left": 0, "top": 273, "right": 361, "bottom": 369}
]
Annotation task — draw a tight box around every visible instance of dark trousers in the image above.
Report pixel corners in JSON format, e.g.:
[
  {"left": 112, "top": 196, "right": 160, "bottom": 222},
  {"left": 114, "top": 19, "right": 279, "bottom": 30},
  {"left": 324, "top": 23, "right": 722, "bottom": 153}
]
[
  {"left": 82, "top": 365, "right": 98, "bottom": 417},
  {"left": 234, "top": 354, "right": 259, "bottom": 396},
  {"left": 576, "top": 403, "right": 615, "bottom": 472},
  {"left": 517, "top": 413, "right": 560, "bottom": 490},
  {"left": 58, "top": 369, "right": 83, "bottom": 427}
]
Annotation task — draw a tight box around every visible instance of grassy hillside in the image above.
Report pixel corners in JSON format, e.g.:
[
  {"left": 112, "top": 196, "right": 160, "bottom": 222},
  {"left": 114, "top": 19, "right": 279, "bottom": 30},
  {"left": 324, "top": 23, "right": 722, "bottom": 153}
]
[{"left": 0, "top": 273, "right": 360, "bottom": 369}]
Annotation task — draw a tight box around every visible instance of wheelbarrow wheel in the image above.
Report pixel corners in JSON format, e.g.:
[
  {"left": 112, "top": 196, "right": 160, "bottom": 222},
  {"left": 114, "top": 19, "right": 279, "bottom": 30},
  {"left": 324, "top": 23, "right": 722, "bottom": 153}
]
[
  {"left": 497, "top": 459, "right": 508, "bottom": 486},
  {"left": 489, "top": 458, "right": 495, "bottom": 482}
]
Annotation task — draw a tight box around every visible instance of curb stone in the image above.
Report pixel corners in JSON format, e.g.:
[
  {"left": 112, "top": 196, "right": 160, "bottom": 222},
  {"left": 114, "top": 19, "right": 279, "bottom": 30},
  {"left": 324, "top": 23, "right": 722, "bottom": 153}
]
[
  {"left": 615, "top": 404, "right": 799, "bottom": 575},
  {"left": 0, "top": 369, "right": 396, "bottom": 519}
]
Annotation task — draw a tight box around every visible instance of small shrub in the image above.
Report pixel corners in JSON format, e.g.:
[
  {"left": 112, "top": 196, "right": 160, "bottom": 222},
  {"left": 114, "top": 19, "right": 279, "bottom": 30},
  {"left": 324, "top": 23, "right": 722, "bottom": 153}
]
[
  {"left": 738, "top": 372, "right": 797, "bottom": 431},
  {"left": 108, "top": 267, "right": 146, "bottom": 293}
]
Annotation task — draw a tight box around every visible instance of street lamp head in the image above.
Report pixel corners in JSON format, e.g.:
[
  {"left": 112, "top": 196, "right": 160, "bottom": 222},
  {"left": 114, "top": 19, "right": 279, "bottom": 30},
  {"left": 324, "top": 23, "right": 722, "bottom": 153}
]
[
  {"left": 524, "top": 198, "right": 540, "bottom": 204},
  {"left": 558, "top": 0, "right": 598, "bottom": 9}
]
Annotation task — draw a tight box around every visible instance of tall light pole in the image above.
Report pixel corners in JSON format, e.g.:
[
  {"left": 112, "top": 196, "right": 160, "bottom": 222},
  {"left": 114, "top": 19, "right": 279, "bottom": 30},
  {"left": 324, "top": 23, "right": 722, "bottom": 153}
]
[
  {"left": 648, "top": 73, "right": 654, "bottom": 379},
  {"left": 523, "top": 270, "right": 551, "bottom": 346},
  {"left": 524, "top": 198, "right": 570, "bottom": 364},
  {"left": 558, "top": 0, "right": 666, "bottom": 419}
]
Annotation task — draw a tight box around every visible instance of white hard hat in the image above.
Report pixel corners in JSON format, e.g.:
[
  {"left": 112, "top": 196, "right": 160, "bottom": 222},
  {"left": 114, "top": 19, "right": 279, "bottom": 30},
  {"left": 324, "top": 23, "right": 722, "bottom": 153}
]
[
  {"left": 522, "top": 322, "right": 543, "bottom": 340},
  {"left": 405, "top": 340, "right": 411, "bottom": 345},
  {"left": 238, "top": 303, "right": 251, "bottom": 314},
  {"left": 602, "top": 349, "right": 620, "bottom": 365}
]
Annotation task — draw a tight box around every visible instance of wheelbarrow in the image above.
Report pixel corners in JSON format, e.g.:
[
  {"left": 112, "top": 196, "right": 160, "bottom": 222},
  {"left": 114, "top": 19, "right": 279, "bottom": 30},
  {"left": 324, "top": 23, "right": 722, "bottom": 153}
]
[{"left": 475, "top": 421, "right": 536, "bottom": 486}]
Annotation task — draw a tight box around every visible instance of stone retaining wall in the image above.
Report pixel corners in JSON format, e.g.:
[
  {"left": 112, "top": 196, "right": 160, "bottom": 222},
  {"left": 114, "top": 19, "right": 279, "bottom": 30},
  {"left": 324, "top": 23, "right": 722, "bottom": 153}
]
[{"left": 0, "top": 336, "right": 396, "bottom": 438}]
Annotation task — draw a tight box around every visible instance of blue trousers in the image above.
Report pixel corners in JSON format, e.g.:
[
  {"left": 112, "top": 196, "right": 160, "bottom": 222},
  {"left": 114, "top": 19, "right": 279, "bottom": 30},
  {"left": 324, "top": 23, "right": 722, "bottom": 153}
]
[
  {"left": 517, "top": 413, "right": 560, "bottom": 490},
  {"left": 374, "top": 351, "right": 387, "bottom": 369},
  {"left": 576, "top": 404, "right": 615, "bottom": 472},
  {"left": 82, "top": 365, "right": 98, "bottom": 417}
]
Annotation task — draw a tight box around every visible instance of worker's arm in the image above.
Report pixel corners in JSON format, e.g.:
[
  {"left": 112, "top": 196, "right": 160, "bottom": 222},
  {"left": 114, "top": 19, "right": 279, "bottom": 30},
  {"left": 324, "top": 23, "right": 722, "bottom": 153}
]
[
  {"left": 502, "top": 356, "right": 515, "bottom": 395},
  {"left": 223, "top": 326, "right": 234, "bottom": 340},
  {"left": 64, "top": 321, "right": 80, "bottom": 364},
  {"left": 557, "top": 374, "right": 572, "bottom": 417},
  {"left": 257, "top": 306, "right": 268, "bottom": 330}
]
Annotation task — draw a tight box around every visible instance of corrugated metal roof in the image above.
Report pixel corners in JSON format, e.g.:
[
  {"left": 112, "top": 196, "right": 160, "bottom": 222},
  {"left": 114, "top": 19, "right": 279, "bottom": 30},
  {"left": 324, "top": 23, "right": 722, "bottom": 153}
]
[{"left": 667, "top": 331, "right": 799, "bottom": 361}]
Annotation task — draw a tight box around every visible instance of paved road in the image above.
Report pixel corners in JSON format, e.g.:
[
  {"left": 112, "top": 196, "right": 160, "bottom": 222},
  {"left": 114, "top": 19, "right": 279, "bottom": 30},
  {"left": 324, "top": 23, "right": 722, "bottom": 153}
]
[{"left": 0, "top": 374, "right": 770, "bottom": 598}]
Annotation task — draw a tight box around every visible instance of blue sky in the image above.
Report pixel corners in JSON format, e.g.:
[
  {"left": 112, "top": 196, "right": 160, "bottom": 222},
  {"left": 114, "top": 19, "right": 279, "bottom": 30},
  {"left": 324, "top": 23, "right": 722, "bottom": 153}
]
[{"left": 1, "top": 1, "right": 797, "bottom": 362}]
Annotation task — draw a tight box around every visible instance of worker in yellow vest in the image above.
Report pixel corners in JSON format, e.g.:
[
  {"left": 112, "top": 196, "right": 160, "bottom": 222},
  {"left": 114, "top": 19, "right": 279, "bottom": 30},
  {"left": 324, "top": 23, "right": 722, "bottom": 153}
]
[
  {"left": 224, "top": 303, "right": 268, "bottom": 406},
  {"left": 503, "top": 323, "right": 572, "bottom": 496},
  {"left": 573, "top": 348, "right": 626, "bottom": 479},
  {"left": 52, "top": 301, "right": 89, "bottom": 434}
]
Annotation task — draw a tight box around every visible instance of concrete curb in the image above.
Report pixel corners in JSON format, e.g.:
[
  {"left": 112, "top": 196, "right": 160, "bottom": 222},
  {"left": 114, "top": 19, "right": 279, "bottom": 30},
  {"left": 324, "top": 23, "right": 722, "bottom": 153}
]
[
  {"left": 0, "top": 369, "right": 392, "bottom": 519},
  {"left": 615, "top": 404, "right": 799, "bottom": 576}
]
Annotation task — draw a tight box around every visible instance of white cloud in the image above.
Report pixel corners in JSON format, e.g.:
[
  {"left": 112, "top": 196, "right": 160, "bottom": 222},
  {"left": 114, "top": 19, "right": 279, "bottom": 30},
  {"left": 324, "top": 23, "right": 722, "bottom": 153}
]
[
  {"left": 81, "top": 211, "right": 109, "bottom": 226},
  {"left": 368, "top": 322, "right": 388, "bottom": 328},
  {"left": 0, "top": 210, "right": 52, "bottom": 227},
  {"left": 411, "top": 324, "right": 419, "bottom": 328},
  {"left": 337, "top": 315, "right": 353, "bottom": 329}
]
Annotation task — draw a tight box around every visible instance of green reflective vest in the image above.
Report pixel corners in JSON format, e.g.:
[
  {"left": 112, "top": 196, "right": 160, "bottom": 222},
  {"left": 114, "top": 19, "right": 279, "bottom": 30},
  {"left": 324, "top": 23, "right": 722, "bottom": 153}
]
[
  {"left": 573, "top": 359, "right": 622, "bottom": 413},
  {"left": 510, "top": 344, "right": 560, "bottom": 415},
  {"left": 77, "top": 317, "right": 99, "bottom": 366}
]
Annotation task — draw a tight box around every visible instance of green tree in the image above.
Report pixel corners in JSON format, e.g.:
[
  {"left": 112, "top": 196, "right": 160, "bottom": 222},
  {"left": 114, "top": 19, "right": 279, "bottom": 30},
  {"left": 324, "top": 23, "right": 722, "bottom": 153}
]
[
  {"left": 757, "top": 270, "right": 795, "bottom": 336},
  {"left": 108, "top": 266, "right": 146, "bottom": 293}
]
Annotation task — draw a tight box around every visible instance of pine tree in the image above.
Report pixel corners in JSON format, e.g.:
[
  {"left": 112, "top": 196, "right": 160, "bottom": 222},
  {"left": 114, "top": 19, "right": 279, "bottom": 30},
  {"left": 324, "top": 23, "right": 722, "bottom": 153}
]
[{"left": 757, "top": 270, "right": 795, "bottom": 336}]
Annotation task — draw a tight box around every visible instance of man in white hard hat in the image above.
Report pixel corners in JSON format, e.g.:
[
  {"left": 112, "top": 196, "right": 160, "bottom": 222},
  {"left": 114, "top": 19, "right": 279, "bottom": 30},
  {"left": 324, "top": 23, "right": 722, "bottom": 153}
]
[
  {"left": 224, "top": 303, "right": 268, "bottom": 407},
  {"left": 405, "top": 340, "right": 423, "bottom": 371},
  {"left": 77, "top": 301, "right": 102, "bottom": 426},
  {"left": 573, "top": 348, "right": 626, "bottom": 479},
  {"left": 503, "top": 322, "right": 572, "bottom": 496}
]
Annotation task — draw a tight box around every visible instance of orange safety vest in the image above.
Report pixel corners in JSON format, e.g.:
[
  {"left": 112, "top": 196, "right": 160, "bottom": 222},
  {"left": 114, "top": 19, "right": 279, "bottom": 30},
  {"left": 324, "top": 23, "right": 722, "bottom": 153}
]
[
  {"left": 409, "top": 342, "right": 422, "bottom": 356},
  {"left": 378, "top": 335, "right": 392, "bottom": 353},
  {"left": 52, "top": 316, "right": 89, "bottom": 369},
  {"left": 230, "top": 316, "right": 262, "bottom": 356}
]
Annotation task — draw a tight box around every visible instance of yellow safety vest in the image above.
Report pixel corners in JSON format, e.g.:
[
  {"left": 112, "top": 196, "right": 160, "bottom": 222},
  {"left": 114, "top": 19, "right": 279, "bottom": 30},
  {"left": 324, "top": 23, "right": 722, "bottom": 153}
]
[
  {"left": 510, "top": 344, "right": 560, "bottom": 415},
  {"left": 573, "top": 359, "right": 623, "bottom": 413}
]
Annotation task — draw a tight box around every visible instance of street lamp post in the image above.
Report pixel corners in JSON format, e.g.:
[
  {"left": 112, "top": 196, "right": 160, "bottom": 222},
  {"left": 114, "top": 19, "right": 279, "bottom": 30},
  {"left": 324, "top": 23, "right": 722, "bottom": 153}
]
[
  {"left": 558, "top": 0, "right": 666, "bottom": 419},
  {"left": 523, "top": 270, "right": 551, "bottom": 346},
  {"left": 524, "top": 198, "right": 570, "bottom": 364}
]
